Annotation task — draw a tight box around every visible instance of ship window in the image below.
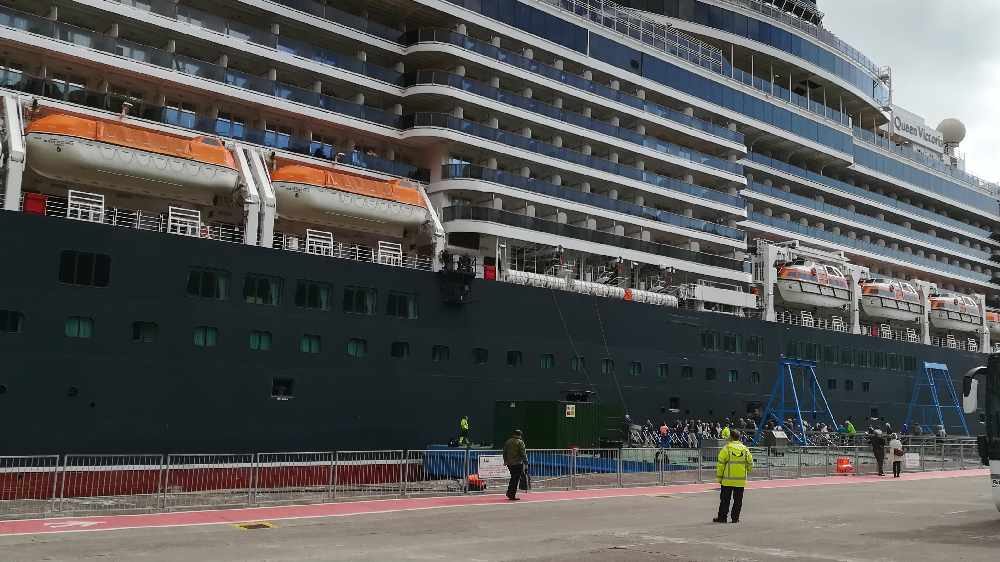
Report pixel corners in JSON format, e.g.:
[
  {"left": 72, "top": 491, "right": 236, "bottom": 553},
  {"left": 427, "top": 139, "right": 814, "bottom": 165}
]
[
  {"left": 264, "top": 125, "right": 292, "bottom": 150},
  {"left": 870, "top": 407, "right": 879, "bottom": 419},
  {"left": 343, "top": 286, "right": 377, "bottom": 315},
  {"left": 506, "top": 350, "right": 523, "bottom": 367},
  {"left": 722, "top": 333, "right": 742, "bottom": 353},
  {"left": 746, "top": 335, "right": 763, "bottom": 356},
  {"left": 186, "top": 269, "right": 230, "bottom": 300},
  {"left": 295, "top": 280, "right": 331, "bottom": 310},
  {"left": 570, "top": 356, "right": 585, "bottom": 372},
  {"left": 681, "top": 366, "right": 693, "bottom": 379},
  {"left": 215, "top": 111, "right": 246, "bottom": 139},
  {"left": 823, "top": 345, "right": 835, "bottom": 363},
  {"left": 827, "top": 378, "right": 837, "bottom": 390},
  {"left": 250, "top": 330, "right": 272, "bottom": 351},
  {"left": 386, "top": 292, "right": 418, "bottom": 319},
  {"left": 432, "top": 345, "right": 450, "bottom": 362},
  {"left": 903, "top": 356, "right": 917, "bottom": 371},
  {"left": 701, "top": 330, "right": 720, "bottom": 351},
  {"left": 657, "top": 364, "right": 668, "bottom": 378},
  {"left": 193, "top": 326, "right": 218, "bottom": 347},
  {"left": 65, "top": 316, "right": 94, "bottom": 339},
  {"left": 887, "top": 353, "right": 899, "bottom": 371},
  {"left": 0, "top": 310, "right": 23, "bottom": 333},
  {"left": 856, "top": 350, "right": 869, "bottom": 368},
  {"left": 874, "top": 352, "right": 886, "bottom": 370},
  {"left": 862, "top": 381, "right": 871, "bottom": 392},
  {"left": 727, "top": 370, "right": 738, "bottom": 383},
  {"left": 271, "top": 377, "right": 294, "bottom": 400},
  {"left": 59, "top": 251, "right": 111, "bottom": 287},
  {"left": 244, "top": 274, "right": 282, "bottom": 306},
  {"left": 540, "top": 354, "right": 555, "bottom": 369},
  {"left": 669, "top": 397, "right": 679, "bottom": 410},
  {"left": 839, "top": 347, "right": 853, "bottom": 366},
  {"left": 751, "top": 371, "right": 761, "bottom": 384},
  {"left": 705, "top": 367, "right": 716, "bottom": 381},
  {"left": 131, "top": 321, "right": 157, "bottom": 343},
  {"left": 630, "top": 361, "right": 642, "bottom": 376},
  {"left": 601, "top": 358, "right": 615, "bottom": 375},
  {"left": 785, "top": 340, "right": 797, "bottom": 358},
  {"left": 164, "top": 100, "right": 197, "bottom": 128},
  {"left": 845, "top": 379, "right": 854, "bottom": 391},
  {"left": 391, "top": 341, "right": 410, "bottom": 359},
  {"left": 473, "top": 347, "right": 489, "bottom": 365},
  {"left": 299, "top": 334, "right": 321, "bottom": 354},
  {"left": 309, "top": 135, "right": 336, "bottom": 159},
  {"left": 347, "top": 338, "right": 367, "bottom": 358}
]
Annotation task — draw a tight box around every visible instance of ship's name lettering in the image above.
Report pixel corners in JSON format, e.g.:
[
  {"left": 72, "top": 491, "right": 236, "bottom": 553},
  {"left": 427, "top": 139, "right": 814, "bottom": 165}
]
[{"left": 892, "top": 116, "right": 944, "bottom": 148}]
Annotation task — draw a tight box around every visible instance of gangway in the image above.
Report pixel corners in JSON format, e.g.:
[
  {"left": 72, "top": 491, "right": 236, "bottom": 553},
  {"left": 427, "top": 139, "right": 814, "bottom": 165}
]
[
  {"left": 753, "top": 358, "right": 840, "bottom": 445},
  {"left": 903, "top": 362, "right": 970, "bottom": 436}
]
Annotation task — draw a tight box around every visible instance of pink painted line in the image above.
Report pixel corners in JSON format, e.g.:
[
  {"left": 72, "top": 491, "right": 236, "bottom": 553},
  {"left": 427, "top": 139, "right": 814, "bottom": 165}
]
[{"left": 0, "top": 469, "right": 986, "bottom": 537}]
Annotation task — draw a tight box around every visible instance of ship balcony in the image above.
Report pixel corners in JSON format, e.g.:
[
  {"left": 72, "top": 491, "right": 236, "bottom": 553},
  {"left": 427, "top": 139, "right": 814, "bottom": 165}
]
[{"left": 272, "top": 230, "right": 433, "bottom": 271}]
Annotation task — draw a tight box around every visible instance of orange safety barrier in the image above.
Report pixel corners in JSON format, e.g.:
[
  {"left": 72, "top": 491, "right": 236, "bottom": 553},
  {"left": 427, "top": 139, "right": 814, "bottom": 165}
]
[{"left": 835, "top": 456, "right": 854, "bottom": 474}]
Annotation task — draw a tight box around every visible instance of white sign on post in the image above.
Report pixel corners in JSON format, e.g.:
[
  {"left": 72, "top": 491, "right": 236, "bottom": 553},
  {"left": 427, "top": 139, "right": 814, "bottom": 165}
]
[
  {"left": 904, "top": 453, "right": 920, "bottom": 469},
  {"left": 478, "top": 455, "right": 508, "bottom": 479}
]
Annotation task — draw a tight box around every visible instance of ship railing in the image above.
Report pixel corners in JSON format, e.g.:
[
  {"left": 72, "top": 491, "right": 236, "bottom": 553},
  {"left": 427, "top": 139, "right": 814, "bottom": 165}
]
[
  {"left": 272, "top": 231, "right": 433, "bottom": 271},
  {"left": 930, "top": 334, "right": 979, "bottom": 353},
  {"left": 774, "top": 308, "right": 849, "bottom": 334},
  {"left": 0, "top": 444, "right": 983, "bottom": 519}
]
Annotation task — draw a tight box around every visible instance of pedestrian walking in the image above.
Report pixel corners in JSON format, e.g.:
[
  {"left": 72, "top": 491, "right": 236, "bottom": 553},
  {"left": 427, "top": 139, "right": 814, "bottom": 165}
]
[
  {"left": 869, "top": 429, "right": 886, "bottom": 476},
  {"left": 458, "top": 415, "right": 470, "bottom": 446},
  {"left": 888, "top": 433, "right": 904, "bottom": 478},
  {"left": 713, "top": 429, "right": 754, "bottom": 524},
  {"left": 503, "top": 429, "right": 527, "bottom": 501}
]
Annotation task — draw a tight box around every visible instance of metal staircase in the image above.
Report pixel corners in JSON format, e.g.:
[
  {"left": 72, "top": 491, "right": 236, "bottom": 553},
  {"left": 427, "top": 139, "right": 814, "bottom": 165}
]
[{"left": 903, "top": 362, "right": 970, "bottom": 436}]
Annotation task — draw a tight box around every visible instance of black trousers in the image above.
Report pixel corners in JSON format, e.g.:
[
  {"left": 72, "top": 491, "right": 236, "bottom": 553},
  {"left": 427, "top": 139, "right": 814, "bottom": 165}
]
[
  {"left": 717, "top": 486, "right": 744, "bottom": 522},
  {"left": 873, "top": 449, "right": 885, "bottom": 474},
  {"left": 506, "top": 464, "right": 524, "bottom": 498},
  {"left": 892, "top": 460, "right": 902, "bottom": 477}
]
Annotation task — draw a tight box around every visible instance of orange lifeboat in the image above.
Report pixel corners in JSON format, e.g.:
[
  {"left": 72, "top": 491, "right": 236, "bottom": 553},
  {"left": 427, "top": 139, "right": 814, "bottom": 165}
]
[
  {"left": 928, "top": 292, "right": 981, "bottom": 333},
  {"left": 860, "top": 278, "right": 923, "bottom": 322},
  {"left": 25, "top": 112, "right": 239, "bottom": 198},
  {"left": 775, "top": 259, "right": 850, "bottom": 309},
  {"left": 987, "top": 310, "right": 1000, "bottom": 337},
  {"left": 270, "top": 161, "right": 428, "bottom": 227}
]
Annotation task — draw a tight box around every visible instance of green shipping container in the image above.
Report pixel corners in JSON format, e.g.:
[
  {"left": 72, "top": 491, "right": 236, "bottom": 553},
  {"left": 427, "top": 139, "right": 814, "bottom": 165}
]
[{"left": 493, "top": 400, "right": 623, "bottom": 449}]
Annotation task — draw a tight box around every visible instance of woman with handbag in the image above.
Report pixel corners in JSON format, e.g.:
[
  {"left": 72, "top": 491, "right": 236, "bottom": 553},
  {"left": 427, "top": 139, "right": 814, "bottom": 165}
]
[{"left": 888, "top": 433, "right": 904, "bottom": 478}]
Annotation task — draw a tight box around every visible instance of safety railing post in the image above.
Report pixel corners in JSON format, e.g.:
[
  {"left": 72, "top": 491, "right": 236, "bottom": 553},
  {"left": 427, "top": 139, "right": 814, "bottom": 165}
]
[
  {"left": 697, "top": 449, "right": 703, "bottom": 483},
  {"left": 617, "top": 450, "right": 623, "bottom": 488},
  {"left": 57, "top": 455, "right": 68, "bottom": 513},
  {"left": 658, "top": 450, "right": 664, "bottom": 486},
  {"left": 327, "top": 453, "right": 335, "bottom": 500},
  {"left": 960, "top": 443, "right": 965, "bottom": 469},
  {"left": 248, "top": 454, "right": 257, "bottom": 506},
  {"left": 920, "top": 445, "right": 927, "bottom": 472},
  {"left": 570, "top": 449, "right": 576, "bottom": 491},
  {"left": 797, "top": 449, "right": 803, "bottom": 479},
  {"left": 853, "top": 448, "right": 860, "bottom": 477},
  {"left": 767, "top": 448, "right": 772, "bottom": 480},
  {"left": 399, "top": 451, "right": 407, "bottom": 498},
  {"left": 462, "top": 448, "right": 470, "bottom": 494},
  {"left": 332, "top": 451, "right": 339, "bottom": 499},
  {"left": 50, "top": 457, "right": 62, "bottom": 516}
]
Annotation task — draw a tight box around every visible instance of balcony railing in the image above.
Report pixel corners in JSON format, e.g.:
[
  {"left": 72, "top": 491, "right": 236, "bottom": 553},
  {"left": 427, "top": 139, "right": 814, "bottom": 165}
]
[
  {"left": 407, "top": 113, "right": 744, "bottom": 207},
  {"left": 746, "top": 182, "right": 992, "bottom": 261},
  {"left": 403, "top": 29, "right": 745, "bottom": 143},
  {"left": 443, "top": 205, "right": 750, "bottom": 272},
  {"left": 746, "top": 153, "right": 993, "bottom": 241},
  {"left": 273, "top": 232, "right": 433, "bottom": 271},
  {"left": 747, "top": 212, "right": 991, "bottom": 283},
  {"left": 443, "top": 164, "right": 746, "bottom": 241},
  {"left": 407, "top": 70, "right": 740, "bottom": 172}
]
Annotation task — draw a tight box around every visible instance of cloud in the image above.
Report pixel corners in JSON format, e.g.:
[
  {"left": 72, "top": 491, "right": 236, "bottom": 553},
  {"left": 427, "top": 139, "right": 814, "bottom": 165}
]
[{"left": 823, "top": 1, "right": 1000, "bottom": 182}]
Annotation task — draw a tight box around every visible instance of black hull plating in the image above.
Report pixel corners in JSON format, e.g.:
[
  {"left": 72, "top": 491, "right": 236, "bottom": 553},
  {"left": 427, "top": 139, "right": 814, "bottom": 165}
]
[{"left": 0, "top": 212, "right": 983, "bottom": 455}]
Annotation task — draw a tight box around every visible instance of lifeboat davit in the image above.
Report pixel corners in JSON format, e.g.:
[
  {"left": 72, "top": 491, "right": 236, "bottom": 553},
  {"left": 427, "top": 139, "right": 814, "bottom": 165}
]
[
  {"left": 985, "top": 310, "right": 1000, "bottom": 337},
  {"left": 929, "top": 293, "right": 981, "bottom": 333},
  {"left": 271, "top": 162, "right": 428, "bottom": 226},
  {"left": 860, "top": 278, "right": 924, "bottom": 322},
  {"left": 776, "top": 259, "right": 851, "bottom": 309},
  {"left": 25, "top": 113, "right": 239, "bottom": 198}
]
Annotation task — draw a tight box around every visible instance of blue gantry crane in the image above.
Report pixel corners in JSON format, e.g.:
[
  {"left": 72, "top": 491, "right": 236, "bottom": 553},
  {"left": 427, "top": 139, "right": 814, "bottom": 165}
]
[{"left": 903, "top": 362, "right": 970, "bottom": 436}]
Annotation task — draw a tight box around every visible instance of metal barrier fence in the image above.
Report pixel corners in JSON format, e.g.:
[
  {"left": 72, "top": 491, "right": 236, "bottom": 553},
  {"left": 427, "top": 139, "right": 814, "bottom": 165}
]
[{"left": 0, "top": 444, "right": 983, "bottom": 519}]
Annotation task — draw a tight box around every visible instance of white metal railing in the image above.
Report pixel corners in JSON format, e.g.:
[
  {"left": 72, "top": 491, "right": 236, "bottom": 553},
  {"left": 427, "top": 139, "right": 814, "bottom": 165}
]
[{"left": 274, "top": 231, "right": 433, "bottom": 271}]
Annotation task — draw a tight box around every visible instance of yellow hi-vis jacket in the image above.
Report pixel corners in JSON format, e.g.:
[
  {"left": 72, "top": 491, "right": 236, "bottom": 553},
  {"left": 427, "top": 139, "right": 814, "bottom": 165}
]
[
  {"left": 716, "top": 441, "right": 753, "bottom": 487},
  {"left": 721, "top": 426, "right": 731, "bottom": 440}
]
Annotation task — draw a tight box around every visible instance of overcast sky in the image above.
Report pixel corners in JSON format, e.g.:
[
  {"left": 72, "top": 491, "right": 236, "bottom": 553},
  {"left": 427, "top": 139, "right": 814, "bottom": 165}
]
[{"left": 821, "top": 1, "right": 1000, "bottom": 183}]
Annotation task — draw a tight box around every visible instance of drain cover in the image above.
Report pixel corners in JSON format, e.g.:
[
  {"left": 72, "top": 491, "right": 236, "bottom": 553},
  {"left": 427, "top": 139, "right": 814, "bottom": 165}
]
[{"left": 234, "top": 522, "right": 273, "bottom": 530}]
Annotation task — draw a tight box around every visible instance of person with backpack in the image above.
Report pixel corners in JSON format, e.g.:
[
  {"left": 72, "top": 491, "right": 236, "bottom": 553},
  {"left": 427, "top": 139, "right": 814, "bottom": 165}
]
[{"left": 713, "top": 430, "right": 754, "bottom": 524}]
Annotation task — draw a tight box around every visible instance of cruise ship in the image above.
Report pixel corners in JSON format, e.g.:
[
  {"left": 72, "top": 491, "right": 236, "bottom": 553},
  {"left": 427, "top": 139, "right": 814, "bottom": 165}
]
[{"left": 0, "top": 0, "right": 993, "bottom": 454}]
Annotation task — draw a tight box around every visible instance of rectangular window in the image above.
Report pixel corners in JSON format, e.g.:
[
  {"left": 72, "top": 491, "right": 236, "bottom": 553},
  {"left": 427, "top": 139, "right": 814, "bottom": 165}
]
[
  {"left": 823, "top": 345, "right": 835, "bottom": 363},
  {"left": 164, "top": 100, "right": 197, "bottom": 128},
  {"left": 751, "top": 371, "right": 761, "bottom": 384},
  {"left": 391, "top": 341, "right": 410, "bottom": 359},
  {"left": 874, "top": 352, "right": 886, "bottom": 370},
  {"left": 271, "top": 377, "right": 294, "bottom": 399},
  {"left": 722, "top": 333, "right": 742, "bottom": 353},
  {"left": 244, "top": 275, "right": 282, "bottom": 306},
  {"left": 59, "top": 251, "right": 111, "bottom": 287},
  {"left": 701, "top": 331, "right": 720, "bottom": 351},
  {"left": 669, "top": 396, "right": 680, "bottom": 410},
  {"left": 250, "top": 330, "right": 272, "bottom": 351},
  {"left": 681, "top": 365, "right": 693, "bottom": 379},
  {"left": 299, "top": 334, "right": 321, "bottom": 354},
  {"left": 629, "top": 361, "right": 642, "bottom": 376},
  {"left": 347, "top": 338, "right": 367, "bottom": 358},
  {"left": 601, "top": 358, "right": 615, "bottom": 375},
  {"left": 187, "top": 269, "right": 230, "bottom": 300},
  {"left": 705, "top": 367, "right": 717, "bottom": 381},
  {"left": 0, "top": 310, "right": 24, "bottom": 333},
  {"left": 727, "top": 369, "right": 738, "bottom": 383},
  {"left": 193, "top": 326, "right": 218, "bottom": 347},
  {"left": 862, "top": 381, "right": 871, "bottom": 393},
  {"left": 870, "top": 407, "right": 879, "bottom": 419},
  {"left": 264, "top": 125, "right": 292, "bottom": 149},
  {"left": 473, "top": 348, "right": 489, "bottom": 365},
  {"left": 570, "top": 356, "right": 585, "bottom": 372},
  {"left": 903, "top": 355, "right": 917, "bottom": 372},
  {"left": 746, "top": 335, "right": 763, "bottom": 356},
  {"left": 309, "top": 134, "right": 335, "bottom": 159},
  {"left": 343, "top": 286, "right": 377, "bottom": 315},
  {"left": 657, "top": 363, "right": 668, "bottom": 378},
  {"left": 786, "top": 340, "right": 798, "bottom": 359},
  {"left": 839, "top": 347, "right": 853, "bottom": 366},
  {"left": 856, "top": 349, "right": 869, "bottom": 368},
  {"left": 295, "top": 280, "right": 331, "bottom": 310},
  {"left": 506, "top": 350, "right": 523, "bottom": 367},
  {"left": 845, "top": 379, "right": 854, "bottom": 391},
  {"left": 540, "top": 354, "right": 555, "bottom": 369},
  {"left": 386, "top": 292, "right": 418, "bottom": 319},
  {"left": 827, "top": 378, "right": 837, "bottom": 390},
  {"left": 215, "top": 111, "right": 246, "bottom": 139},
  {"left": 65, "top": 316, "right": 94, "bottom": 338},
  {"left": 887, "top": 353, "right": 899, "bottom": 371},
  {"left": 432, "top": 345, "right": 450, "bottom": 362},
  {"left": 132, "top": 321, "right": 157, "bottom": 343}
]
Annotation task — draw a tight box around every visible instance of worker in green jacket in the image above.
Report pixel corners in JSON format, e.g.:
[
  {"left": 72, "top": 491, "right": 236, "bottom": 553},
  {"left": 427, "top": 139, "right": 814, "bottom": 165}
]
[
  {"left": 845, "top": 419, "right": 857, "bottom": 435},
  {"left": 503, "top": 429, "right": 527, "bottom": 500},
  {"left": 713, "top": 429, "right": 753, "bottom": 524},
  {"left": 458, "top": 416, "right": 470, "bottom": 446},
  {"left": 720, "top": 424, "right": 731, "bottom": 440}
]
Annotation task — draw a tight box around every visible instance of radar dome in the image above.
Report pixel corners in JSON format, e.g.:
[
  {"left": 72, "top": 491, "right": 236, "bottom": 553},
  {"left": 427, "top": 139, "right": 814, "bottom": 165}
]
[{"left": 936, "top": 118, "right": 966, "bottom": 144}]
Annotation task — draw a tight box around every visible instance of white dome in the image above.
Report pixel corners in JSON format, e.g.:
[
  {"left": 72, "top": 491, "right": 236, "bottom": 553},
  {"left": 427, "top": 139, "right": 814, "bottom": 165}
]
[{"left": 936, "top": 118, "right": 966, "bottom": 144}]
